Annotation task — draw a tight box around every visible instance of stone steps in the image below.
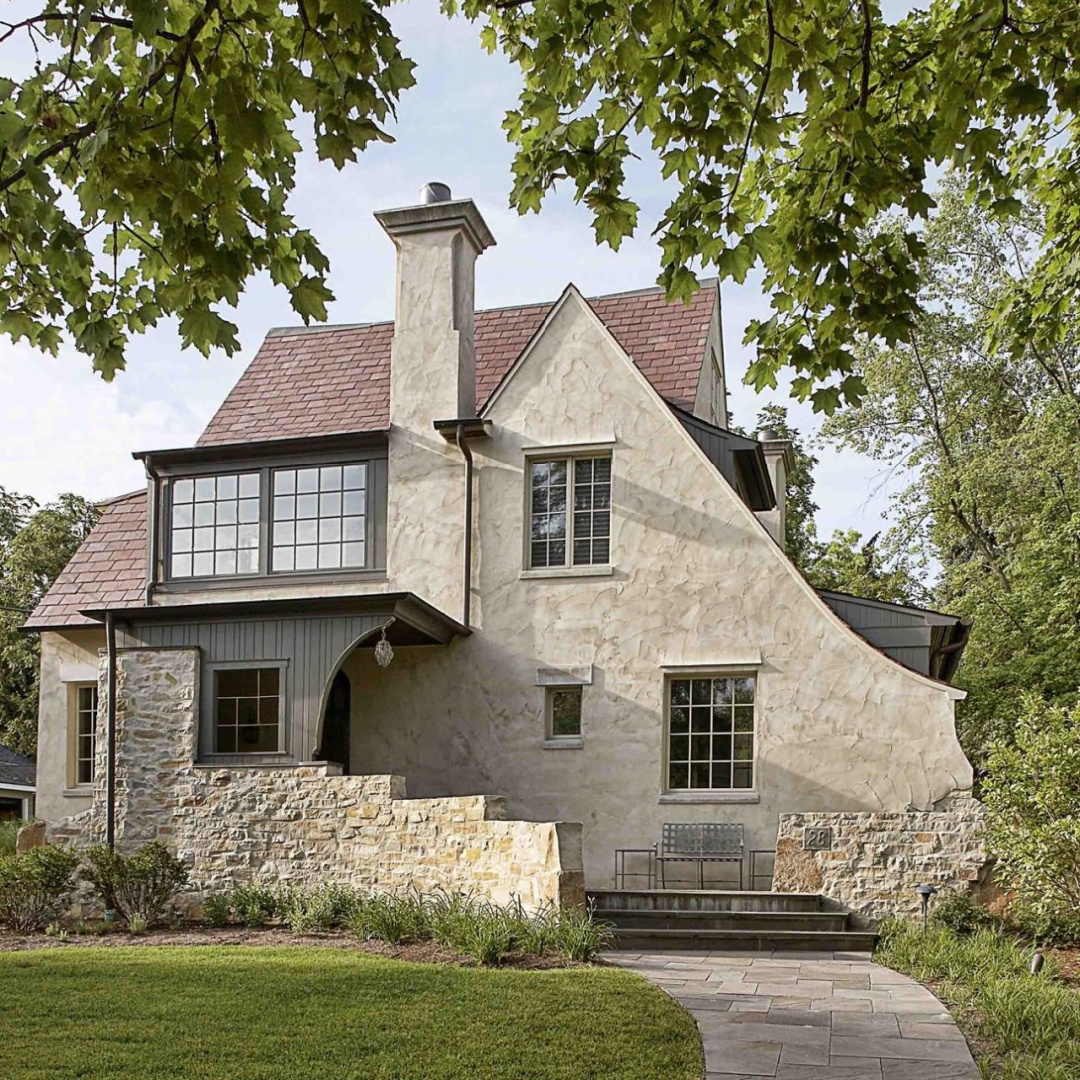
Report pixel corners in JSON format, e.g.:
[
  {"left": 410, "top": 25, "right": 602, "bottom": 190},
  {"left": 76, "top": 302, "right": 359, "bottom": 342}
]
[{"left": 588, "top": 889, "right": 876, "bottom": 952}]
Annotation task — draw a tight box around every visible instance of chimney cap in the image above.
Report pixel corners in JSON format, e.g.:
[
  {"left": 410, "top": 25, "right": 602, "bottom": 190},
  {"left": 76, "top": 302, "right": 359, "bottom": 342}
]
[
  {"left": 420, "top": 182, "right": 452, "bottom": 205},
  {"left": 757, "top": 427, "right": 782, "bottom": 442}
]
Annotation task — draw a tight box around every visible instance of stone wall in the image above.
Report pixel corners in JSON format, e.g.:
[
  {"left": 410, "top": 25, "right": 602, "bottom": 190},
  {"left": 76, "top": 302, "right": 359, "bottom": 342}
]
[
  {"left": 772, "top": 793, "right": 988, "bottom": 923},
  {"left": 46, "top": 648, "right": 584, "bottom": 913}
]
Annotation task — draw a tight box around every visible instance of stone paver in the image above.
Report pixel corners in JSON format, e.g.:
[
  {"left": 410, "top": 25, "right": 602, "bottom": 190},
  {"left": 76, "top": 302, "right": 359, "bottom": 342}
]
[{"left": 605, "top": 950, "right": 979, "bottom": 1079}]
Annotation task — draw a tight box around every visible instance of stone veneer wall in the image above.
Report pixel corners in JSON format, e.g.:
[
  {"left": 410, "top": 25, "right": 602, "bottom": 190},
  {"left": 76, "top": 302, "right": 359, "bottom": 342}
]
[
  {"left": 47, "top": 648, "right": 584, "bottom": 912},
  {"left": 772, "top": 793, "right": 987, "bottom": 923}
]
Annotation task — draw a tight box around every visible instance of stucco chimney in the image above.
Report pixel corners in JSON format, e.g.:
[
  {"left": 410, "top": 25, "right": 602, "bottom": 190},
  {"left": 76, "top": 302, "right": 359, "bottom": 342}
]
[
  {"left": 755, "top": 428, "right": 795, "bottom": 549},
  {"left": 375, "top": 186, "right": 496, "bottom": 425}
]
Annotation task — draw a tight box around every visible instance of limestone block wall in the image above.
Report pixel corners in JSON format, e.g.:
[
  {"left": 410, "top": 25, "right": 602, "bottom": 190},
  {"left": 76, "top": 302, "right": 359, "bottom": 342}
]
[
  {"left": 46, "top": 648, "right": 584, "bottom": 912},
  {"left": 772, "top": 793, "right": 987, "bottom": 922}
]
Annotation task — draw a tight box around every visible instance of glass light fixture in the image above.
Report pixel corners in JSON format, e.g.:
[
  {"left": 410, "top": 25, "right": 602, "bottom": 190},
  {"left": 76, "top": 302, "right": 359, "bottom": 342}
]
[{"left": 374, "top": 626, "right": 394, "bottom": 668}]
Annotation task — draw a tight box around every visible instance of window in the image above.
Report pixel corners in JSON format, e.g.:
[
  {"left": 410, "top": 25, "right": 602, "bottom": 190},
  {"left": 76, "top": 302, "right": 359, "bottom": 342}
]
[
  {"left": 271, "top": 463, "right": 367, "bottom": 572},
  {"left": 547, "top": 686, "right": 582, "bottom": 740},
  {"left": 170, "top": 472, "right": 260, "bottom": 578},
  {"left": 529, "top": 456, "right": 611, "bottom": 569},
  {"left": 71, "top": 684, "right": 97, "bottom": 786},
  {"left": 213, "top": 668, "right": 282, "bottom": 754},
  {"left": 667, "top": 676, "right": 755, "bottom": 791}
]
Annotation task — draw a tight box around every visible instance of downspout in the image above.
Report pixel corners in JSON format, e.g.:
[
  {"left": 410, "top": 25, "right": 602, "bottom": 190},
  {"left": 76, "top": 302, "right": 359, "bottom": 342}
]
[
  {"left": 144, "top": 458, "right": 160, "bottom": 606},
  {"left": 105, "top": 610, "right": 117, "bottom": 850},
  {"left": 455, "top": 424, "right": 474, "bottom": 629}
]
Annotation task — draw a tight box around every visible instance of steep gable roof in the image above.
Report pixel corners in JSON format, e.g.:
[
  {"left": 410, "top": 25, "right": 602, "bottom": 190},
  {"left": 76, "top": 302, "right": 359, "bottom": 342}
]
[{"left": 198, "top": 284, "right": 716, "bottom": 446}]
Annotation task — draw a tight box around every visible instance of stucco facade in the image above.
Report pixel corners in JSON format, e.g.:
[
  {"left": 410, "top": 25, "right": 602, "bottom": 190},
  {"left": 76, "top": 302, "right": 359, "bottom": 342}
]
[{"left": 29, "top": 189, "right": 975, "bottom": 901}]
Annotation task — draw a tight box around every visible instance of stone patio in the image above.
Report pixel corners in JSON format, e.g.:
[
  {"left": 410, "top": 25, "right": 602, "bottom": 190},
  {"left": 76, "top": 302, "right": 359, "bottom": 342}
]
[{"left": 605, "top": 950, "right": 979, "bottom": 1079}]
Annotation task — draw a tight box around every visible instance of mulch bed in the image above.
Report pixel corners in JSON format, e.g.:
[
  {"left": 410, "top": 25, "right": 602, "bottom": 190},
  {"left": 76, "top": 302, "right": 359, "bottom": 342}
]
[{"left": 0, "top": 926, "right": 584, "bottom": 969}]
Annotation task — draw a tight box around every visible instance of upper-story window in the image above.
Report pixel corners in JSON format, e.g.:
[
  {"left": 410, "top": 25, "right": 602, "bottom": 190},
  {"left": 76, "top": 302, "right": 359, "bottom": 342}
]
[
  {"left": 529, "top": 455, "right": 611, "bottom": 569},
  {"left": 170, "top": 472, "right": 260, "bottom": 578},
  {"left": 271, "top": 464, "right": 367, "bottom": 572}
]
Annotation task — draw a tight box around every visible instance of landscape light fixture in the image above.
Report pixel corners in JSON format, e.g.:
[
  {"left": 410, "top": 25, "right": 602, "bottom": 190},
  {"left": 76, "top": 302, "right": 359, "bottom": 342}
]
[{"left": 916, "top": 884, "right": 937, "bottom": 932}]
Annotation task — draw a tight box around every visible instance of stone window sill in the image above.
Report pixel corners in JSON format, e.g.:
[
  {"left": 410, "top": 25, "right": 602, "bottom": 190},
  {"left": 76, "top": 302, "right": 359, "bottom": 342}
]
[
  {"left": 520, "top": 565, "right": 613, "bottom": 580},
  {"left": 659, "top": 791, "right": 760, "bottom": 805},
  {"left": 542, "top": 738, "right": 584, "bottom": 750},
  {"left": 62, "top": 787, "right": 93, "bottom": 798}
]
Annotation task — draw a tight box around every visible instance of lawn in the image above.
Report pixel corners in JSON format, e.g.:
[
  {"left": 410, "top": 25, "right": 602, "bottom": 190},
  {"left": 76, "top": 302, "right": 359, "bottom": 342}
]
[{"left": 0, "top": 946, "right": 702, "bottom": 1080}]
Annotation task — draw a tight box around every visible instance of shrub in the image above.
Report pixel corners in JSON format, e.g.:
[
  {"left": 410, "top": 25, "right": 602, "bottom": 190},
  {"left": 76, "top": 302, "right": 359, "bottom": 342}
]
[
  {"left": 359, "top": 892, "right": 429, "bottom": 944},
  {"left": 230, "top": 883, "right": 281, "bottom": 927},
  {"left": 128, "top": 913, "right": 148, "bottom": 936},
  {"left": 552, "top": 903, "right": 616, "bottom": 962},
  {"left": 1007, "top": 901, "right": 1080, "bottom": 947},
  {"left": 982, "top": 696, "right": 1080, "bottom": 928},
  {"left": 202, "top": 892, "right": 231, "bottom": 928},
  {"left": 82, "top": 842, "right": 190, "bottom": 925},
  {"left": 281, "top": 884, "right": 362, "bottom": 933},
  {"left": 0, "top": 845, "right": 79, "bottom": 932},
  {"left": 0, "top": 819, "right": 28, "bottom": 857},
  {"left": 929, "top": 887, "right": 991, "bottom": 935}
]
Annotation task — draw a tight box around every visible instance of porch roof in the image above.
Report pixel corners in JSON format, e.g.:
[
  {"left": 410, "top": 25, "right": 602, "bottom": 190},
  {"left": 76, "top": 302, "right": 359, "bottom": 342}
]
[{"left": 81, "top": 592, "right": 469, "bottom": 646}]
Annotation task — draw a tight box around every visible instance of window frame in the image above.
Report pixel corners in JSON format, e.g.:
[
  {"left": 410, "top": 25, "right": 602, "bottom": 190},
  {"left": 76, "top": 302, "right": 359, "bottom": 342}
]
[
  {"left": 159, "top": 447, "right": 387, "bottom": 588},
  {"left": 523, "top": 446, "right": 613, "bottom": 572},
  {"left": 199, "top": 659, "right": 289, "bottom": 761},
  {"left": 661, "top": 670, "right": 760, "bottom": 801},
  {"left": 545, "top": 685, "right": 584, "bottom": 746},
  {"left": 66, "top": 681, "right": 98, "bottom": 789}
]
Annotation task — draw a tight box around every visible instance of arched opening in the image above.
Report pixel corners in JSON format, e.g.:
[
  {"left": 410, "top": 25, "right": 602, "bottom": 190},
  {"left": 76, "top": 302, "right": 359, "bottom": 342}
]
[{"left": 319, "top": 670, "right": 351, "bottom": 770}]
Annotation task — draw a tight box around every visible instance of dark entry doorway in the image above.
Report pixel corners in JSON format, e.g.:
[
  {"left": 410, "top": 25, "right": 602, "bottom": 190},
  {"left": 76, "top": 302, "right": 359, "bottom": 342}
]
[{"left": 320, "top": 670, "right": 351, "bottom": 771}]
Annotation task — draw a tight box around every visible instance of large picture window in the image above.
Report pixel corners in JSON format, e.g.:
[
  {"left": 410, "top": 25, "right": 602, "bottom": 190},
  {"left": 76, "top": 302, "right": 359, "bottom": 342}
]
[
  {"left": 213, "top": 667, "right": 282, "bottom": 754},
  {"left": 271, "top": 464, "right": 367, "bottom": 572},
  {"left": 529, "top": 455, "right": 611, "bottom": 569},
  {"left": 170, "top": 472, "right": 260, "bottom": 578},
  {"left": 667, "top": 676, "right": 755, "bottom": 791}
]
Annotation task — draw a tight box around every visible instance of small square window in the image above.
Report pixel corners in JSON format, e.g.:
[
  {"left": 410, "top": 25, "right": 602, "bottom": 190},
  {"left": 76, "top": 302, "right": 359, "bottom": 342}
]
[{"left": 547, "top": 687, "right": 583, "bottom": 740}]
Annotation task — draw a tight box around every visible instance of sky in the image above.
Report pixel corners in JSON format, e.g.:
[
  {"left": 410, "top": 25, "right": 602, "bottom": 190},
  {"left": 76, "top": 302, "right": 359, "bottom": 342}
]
[{"left": 0, "top": 4, "right": 904, "bottom": 541}]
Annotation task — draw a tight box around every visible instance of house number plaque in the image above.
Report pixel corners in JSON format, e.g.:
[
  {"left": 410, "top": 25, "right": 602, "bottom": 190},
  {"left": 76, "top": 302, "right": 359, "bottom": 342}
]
[{"left": 804, "top": 826, "right": 833, "bottom": 851}]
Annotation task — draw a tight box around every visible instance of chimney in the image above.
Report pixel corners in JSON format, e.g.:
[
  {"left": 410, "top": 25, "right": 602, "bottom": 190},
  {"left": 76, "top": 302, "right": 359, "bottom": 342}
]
[
  {"left": 755, "top": 428, "right": 795, "bottom": 549},
  {"left": 375, "top": 184, "right": 496, "bottom": 425}
]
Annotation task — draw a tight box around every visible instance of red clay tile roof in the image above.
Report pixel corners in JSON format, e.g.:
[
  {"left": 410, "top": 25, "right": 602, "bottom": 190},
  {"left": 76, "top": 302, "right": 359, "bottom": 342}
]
[
  {"left": 198, "top": 283, "right": 716, "bottom": 446},
  {"left": 24, "top": 492, "right": 147, "bottom": 629},
  {"left": 29, "top": 283, "right": 716, "bottom": 628}
]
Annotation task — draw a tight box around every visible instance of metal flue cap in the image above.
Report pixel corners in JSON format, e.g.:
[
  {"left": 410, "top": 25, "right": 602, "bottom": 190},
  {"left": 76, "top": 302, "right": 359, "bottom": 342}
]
[{"left": 420, "top": 182, "right": 452, "bottom": 205}]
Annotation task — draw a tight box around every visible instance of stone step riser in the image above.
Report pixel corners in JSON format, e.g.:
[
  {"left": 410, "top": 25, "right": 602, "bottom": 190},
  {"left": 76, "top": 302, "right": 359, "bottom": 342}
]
[
  {"left": 600, "top": 911, "right": 849, "bottom": 933},
  {"left": 611, "top": 928, "right": 879, "bottom": 952},
  {"left": 588, "top": 889, "right": 823, "bottom": 914}
]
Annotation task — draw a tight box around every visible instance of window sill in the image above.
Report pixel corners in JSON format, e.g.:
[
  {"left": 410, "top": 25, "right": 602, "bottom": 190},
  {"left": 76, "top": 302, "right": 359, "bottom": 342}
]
[
  {"left": 542, "top": 738, "right": 584, "bottom": 750},
  {"left": 659, "top": 791, "right": 760, "bottom": 805},
  {"left": 62, "top": 787, "right": 93, "bottom": 798},
  {"left": 520, "top": 565, "right": 613, "bottom": 580}
]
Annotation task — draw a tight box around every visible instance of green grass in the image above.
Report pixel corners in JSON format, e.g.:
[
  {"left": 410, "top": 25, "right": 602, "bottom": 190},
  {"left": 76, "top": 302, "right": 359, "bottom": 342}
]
[
  {"left": 876, "top": 919, "right": 1080, "bottom": 1080},
  {"left": 0, "top": 946, "right": 702, "bottom": 1080}
]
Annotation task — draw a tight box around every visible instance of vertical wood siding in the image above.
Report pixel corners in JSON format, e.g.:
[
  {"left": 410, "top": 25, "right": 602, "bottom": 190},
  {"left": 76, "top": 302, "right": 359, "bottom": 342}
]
[{"left": 117, "top": 613, "right": 388, "bottom": 765}]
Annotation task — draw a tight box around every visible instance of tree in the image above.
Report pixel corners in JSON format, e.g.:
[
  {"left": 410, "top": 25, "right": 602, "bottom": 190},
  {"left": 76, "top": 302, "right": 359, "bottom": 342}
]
[
  {"left": 457, "top": 0, "right": 1080, "bottom": 411},
  {"left": 0, "top": 1, "right": 415, "bottom": 377},
  {"left": 0, "top": 490, "right": 98, "bottom": 756},
  {"left": 823, "top": 177, "right": 1080, "bottom": 767}
]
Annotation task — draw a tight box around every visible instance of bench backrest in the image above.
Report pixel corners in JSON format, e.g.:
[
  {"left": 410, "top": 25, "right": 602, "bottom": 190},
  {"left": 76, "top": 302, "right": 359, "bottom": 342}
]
[{"left": 660, "top": 822, "right": 743, "bottom": 856}]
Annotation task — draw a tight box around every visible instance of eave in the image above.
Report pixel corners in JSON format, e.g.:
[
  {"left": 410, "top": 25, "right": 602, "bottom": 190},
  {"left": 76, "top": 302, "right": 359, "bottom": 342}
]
[{"left": 133, "top": 430, "right": 390, "bottom": 470}]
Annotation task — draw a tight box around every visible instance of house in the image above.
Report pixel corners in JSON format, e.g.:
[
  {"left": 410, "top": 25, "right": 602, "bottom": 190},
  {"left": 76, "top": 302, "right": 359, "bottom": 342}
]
[
  {"left": 24, "top": 186, "right": 974, "bottom": 907},
  {"left": 0, "top": 747, "right": 35, "bottom": 821}
]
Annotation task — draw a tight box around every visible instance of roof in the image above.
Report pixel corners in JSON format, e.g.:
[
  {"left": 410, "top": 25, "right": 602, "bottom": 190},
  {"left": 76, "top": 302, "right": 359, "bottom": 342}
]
[
  {"left": 0, "top": 746, "right": 35, "bottom": 789},
  {"left": 197, "top": 283, "right": 717, "bottom": 446},
  {"left": 23, "top": 492, "right": 146, "bottom": 629}
]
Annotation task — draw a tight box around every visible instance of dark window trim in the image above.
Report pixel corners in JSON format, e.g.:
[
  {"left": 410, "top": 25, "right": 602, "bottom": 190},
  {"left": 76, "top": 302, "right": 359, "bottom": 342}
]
[
  {"left": 199, "top": 658, "right": 290, "bottom": 761},
  {"left": 160, "top": 447, "right": 387, "bottom": 586}
]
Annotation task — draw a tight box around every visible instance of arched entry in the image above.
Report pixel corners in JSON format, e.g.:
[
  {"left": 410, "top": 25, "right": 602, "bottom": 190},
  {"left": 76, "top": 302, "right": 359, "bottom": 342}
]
[{"left": 319, "top": 670, "right": 351, "bottom": 770}]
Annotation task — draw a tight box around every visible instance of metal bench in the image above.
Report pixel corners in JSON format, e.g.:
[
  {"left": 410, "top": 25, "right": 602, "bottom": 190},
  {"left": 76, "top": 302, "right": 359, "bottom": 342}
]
[{"left": 655, "top": 822, "right": 744, "bottom": 890}]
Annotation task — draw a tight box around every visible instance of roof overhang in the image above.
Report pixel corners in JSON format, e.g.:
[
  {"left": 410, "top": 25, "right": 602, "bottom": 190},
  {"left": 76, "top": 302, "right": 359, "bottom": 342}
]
[
  {"left": 134, "top": 430, "right": 390, "bottom": 470},
  {"left": 81, "top": 592, "right": 469, "bottom": 645}
]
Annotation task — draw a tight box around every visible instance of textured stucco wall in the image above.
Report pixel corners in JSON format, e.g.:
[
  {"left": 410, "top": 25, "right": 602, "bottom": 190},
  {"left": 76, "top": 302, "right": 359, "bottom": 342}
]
[
  {"left": 346, "top": 290, "right": 973, "bottom": 888},
  {"left": 772, "top": 795, "right": 987, "bottom": 921},
  {"left": 35, "top": 629, "right": 104, "bottom": 823},
  {"left": 47, "top": 648, "right": 584, "bottom": 912}
]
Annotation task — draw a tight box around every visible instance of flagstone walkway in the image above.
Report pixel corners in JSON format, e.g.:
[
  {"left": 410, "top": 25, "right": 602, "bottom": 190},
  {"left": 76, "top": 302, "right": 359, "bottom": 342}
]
[{"left": 605, "top": 949, "right": 979, "bottom": 1079}]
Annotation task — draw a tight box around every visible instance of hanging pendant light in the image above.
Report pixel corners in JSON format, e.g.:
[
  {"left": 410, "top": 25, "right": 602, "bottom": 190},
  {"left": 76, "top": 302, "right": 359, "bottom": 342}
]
[{"left": 374, "top": 625, "right": 394, "bottom": 668}]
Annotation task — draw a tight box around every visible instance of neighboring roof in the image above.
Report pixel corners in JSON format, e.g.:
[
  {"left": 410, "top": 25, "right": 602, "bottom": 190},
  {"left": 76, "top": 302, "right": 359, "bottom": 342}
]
[
  {"left": 197, "top": 283, "right": 717, "bottom": 446},
  {"left": 0, "top": 746, "right": 35, "bottom": 789},
  {"left": 23, "top": 492, "right": 146, "bottom": 630}
]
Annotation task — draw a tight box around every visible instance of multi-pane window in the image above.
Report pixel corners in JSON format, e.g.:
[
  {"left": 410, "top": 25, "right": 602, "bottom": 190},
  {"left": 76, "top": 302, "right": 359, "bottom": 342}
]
[
  {"left": 213, "top": 668, "right": 281, "bottom": 754},
  {"left": 548, "top": 687, "right": 582, "bottom": 739},
  {"left": 529, "top": 456, "right": 610, "bottom": 569},
  {"left": 667, "top": 676, "right": 755, "bottom": 791},
  {"left": 272, "top": 464, "right": 367, "bottom": 572},
  {"left": 73, "top": 684, "right": 97, "bottom": 785},
  {"left": 170, "top": 473, "right": 260, "bottom": 578}
]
